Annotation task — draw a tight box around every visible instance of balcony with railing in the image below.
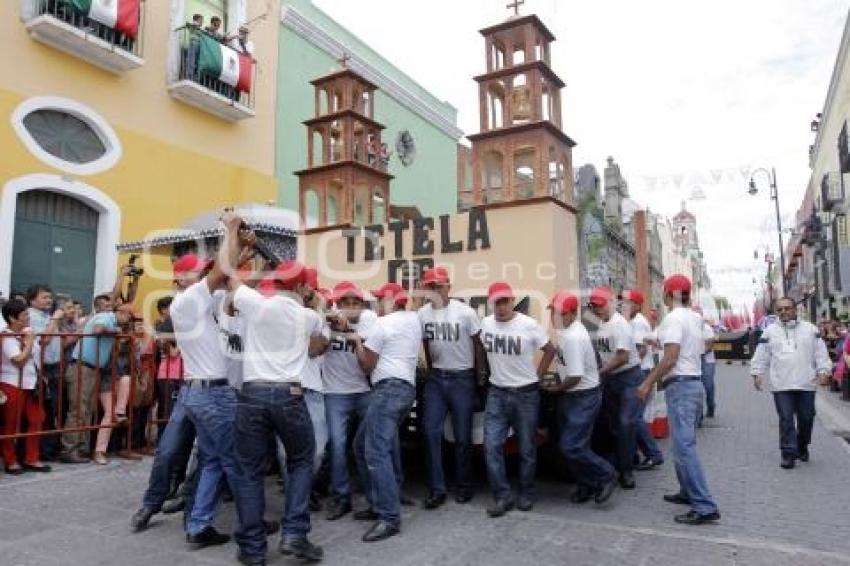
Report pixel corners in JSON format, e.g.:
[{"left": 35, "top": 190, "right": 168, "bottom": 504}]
[
  {"left": 167, "top": 26, "right": 256, "bottom": 122},
  {"left": 22, "top": 0, "right": 145, "bottom": 73}
]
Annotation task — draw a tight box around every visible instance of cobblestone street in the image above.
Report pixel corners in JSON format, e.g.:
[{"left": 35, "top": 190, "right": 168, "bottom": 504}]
[{"left": 2, "top": 363, "right": 850, "bottom": 566}]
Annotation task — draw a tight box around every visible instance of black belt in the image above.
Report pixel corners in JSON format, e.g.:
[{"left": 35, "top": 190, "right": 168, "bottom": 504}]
[
  {"left": 660, "top": 375, "right": 702, "bottom": 390},
  {"left": 431, "top": 368, "right": 474, "bottom": 378},
  {"left": 491, "top": 382, "right": 539, "bottom": 393},
  {"left": 186, "top": 378, "right": 230, "bottom": 389},
  {"left": 242, "top": 381, "right": 302, "bottom": 389},
  {"left": 563, "top": 385, "right": 601, "bottom": 397}
]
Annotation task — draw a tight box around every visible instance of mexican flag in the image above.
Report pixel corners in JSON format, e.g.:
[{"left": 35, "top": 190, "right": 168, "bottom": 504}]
[
  {"left": 198, "top": 34, "right": 253, "bottom": 93},
  {"left": 64, "top": 0, "right": 140, "bottom": 39}
]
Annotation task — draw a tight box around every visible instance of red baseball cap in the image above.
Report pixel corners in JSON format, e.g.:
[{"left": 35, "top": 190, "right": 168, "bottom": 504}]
[
  {"left": 548, "top": 291, "right": 579, "bottom": 314},
  {"left": 172, "top": 254, "right": 212, "bottom": 278},
  {"left": 332, "top": 281, "right": 365, "bottom": 303},
  {"left": 588, "top": 287, "right": 613, "bottom": 307},
  {"left": 317, "top": 288, "right": 333, "bottom": 304},
  {"left": 257, "top": 276, "right": 277, "bottom": 298},
  {"left": 271, "top": 260, "right": 306, "bottom": 291},
  {"left": 620, "top": 289, "right": 645, "bottom": 305},
  {"left": 487, "top": 281, "right": 515, "bottom": 302},
  {"left": 422, "top": 266, "right": 450, "bottom": 286},
  {"left": 303, "top": 266, "right": 319, "bottom": 291},
  {"left": 372, "top": 282, "right": 408, "bottom": 306},
  {"left": 663, "top": 274, "right": 692, "bottom": 295}
]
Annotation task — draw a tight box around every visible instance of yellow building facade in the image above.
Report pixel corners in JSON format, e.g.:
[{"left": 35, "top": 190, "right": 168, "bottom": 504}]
[{"left": 0, "top": 0, "right": 281, "bottom": 306}]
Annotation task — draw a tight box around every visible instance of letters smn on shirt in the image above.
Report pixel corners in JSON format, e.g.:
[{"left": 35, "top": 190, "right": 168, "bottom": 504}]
[
  {"left": 424, "top": 322, "right": 461, "bottom": 342},
  {"left": 484, "top": 333, "right": 522, "bottom": 355}
]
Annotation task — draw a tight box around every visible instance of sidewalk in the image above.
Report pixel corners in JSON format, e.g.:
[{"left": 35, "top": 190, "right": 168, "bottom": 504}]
[{"left": 1, "top": 363, "right": 849, "bottom": 565}]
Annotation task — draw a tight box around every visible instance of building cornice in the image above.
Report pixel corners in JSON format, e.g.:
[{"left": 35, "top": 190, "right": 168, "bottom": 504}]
[{"left": 280, "top": 5, "right": 464, "bottom": 140}]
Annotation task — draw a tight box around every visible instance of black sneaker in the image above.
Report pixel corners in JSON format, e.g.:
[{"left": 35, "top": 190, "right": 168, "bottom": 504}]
[
  {"left": 798, "top": 448, "right": 810, "bottom": 462},
  {"left": 618, "top": 473, "right": 636, "bottom": 489},
  {"left": 674, "top": 510, "right": 721, "bottom": 525},
  {"left": 130, "top": 507, "right": 155, "bottom": 532},
  {"left": 422, "top": 493, "right": 447, "bottom": 510},
  {"left": 279, "top": 536, "right": 324, "bottom": 561},
  {"left": 325, "top": 499, "right": 352, "bottom": 521},
  {"left": 516, "top": 495, "right": 534, "bottom": 512},
  {"left": 455, "top": 490, "right": 474, "bottom": 504},
  {"left": 187, "top": 526, "right": 231, "bottom": 549},
  {"left": 486, "top": 499, "right": 514, "bottom": 518},
  {"left": 594, "top": 479, "right": 617, "bottom": 505},
  {"left": 361, "top": 521, "right": 400, "bottom": 543},
  {"left": 162, "top": 496, "right": 185, "bottom": 515},
  {"left": 663, "top": 493, "right": 691, "bottom": 505},
  {"left": 353, "top": 508, "right": 378, "bottom": 521},
  {"left": 570, "top": 485, "right": 593, "bottom": 504},
  {"left": 635, "top": 457, "right": 663, "bottom": 471},
  {"left": 236, "top": 553, "right": 266, "bottom": 566},
  {"left": 781, "top": 457, "right": 795, "bottom": 469}
]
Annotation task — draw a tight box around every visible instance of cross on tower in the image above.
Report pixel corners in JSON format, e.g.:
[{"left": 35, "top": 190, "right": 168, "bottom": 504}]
[
  {"left": 337, "top": 52, "right": 351, "bottom": 68},
  {"left": 506, "top": 0, "right": 524, "bottom": 16}
]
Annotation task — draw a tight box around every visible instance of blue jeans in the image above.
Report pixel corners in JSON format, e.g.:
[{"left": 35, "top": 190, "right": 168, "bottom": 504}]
[
  {"left": 701, "top": 358, "right": 716, "bottom": 415},
  {"left": 636, "top": 370, "right": 664, "bottom": 463},
  {"left": 236, "top": 382, "right": 315, "bottom": 556},
  {"left": 354, "top": 378, "right": 415, "bottom": 528},
  {"left": 603, "top": 366, "right": 644, "bottom": 475},
  {"left": 557, "top": 387, "right": 615, "bottom": 490},
  {"left": 484, "top": 385, "right": 539, "bottom": 502},
  {"left": 182, "top": 384, "right": 251, "bottom": 552},
  {"left": 666, "top": 379, "right": 718, "bottom": 516},
  {"left": 422, "top": 369, "right": 476, "bottom": 496},
  {"left": 277, "top": 388, "right": 328, "bottom": 484},
  {"left": 772, "top": 390, "right": 816, "bottom": 458},
  {"left": 325, "top": 391, "right": 371, "bottom": 505},
  {"left": 142, "top": 385, "right": 195, "bottom": 512}
]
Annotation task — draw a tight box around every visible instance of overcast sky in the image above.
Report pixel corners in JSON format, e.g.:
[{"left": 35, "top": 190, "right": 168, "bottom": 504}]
[{"left": 315, "top": 0, "right": 849, "bottom": 311}]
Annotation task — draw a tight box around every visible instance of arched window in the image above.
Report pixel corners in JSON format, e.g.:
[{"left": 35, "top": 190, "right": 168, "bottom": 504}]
[
  {"left": 373, "top": 190, "right": 385, "bottom": 224},
  {"left": 327, "top": 193, "right": 338, "bottom": 225},
  {"left": 353, "top": 188, "right": 368, "bottom": 226},
  {"left": 304, "top": 190, "right": 320, "bottom": 228},
  {"left": 514, "top": 147, "right": 535, "bottom": 199},
  {"left": 482, "top": 150, "right": 504, "bottom": 203}
]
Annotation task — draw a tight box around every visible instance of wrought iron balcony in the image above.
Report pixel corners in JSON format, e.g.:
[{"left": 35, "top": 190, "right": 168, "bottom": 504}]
[
  {"left": 22, "top": 0, "right": 144, "bottom": 73},
  {"left": 166, "top": 26, "right": 256, "bottom": 122}
]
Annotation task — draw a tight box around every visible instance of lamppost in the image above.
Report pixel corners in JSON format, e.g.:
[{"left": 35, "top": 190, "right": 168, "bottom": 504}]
[{"left": 748, "top": 168, "right": 787, "bottom": 296}]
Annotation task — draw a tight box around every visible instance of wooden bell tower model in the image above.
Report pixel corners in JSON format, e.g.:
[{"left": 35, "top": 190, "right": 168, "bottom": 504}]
[
  {"left": 296, "top": 56, "right": 393, "bottom": 229},
  {"left": 467, "top": 1, "right": 576, "bottom": 207}
]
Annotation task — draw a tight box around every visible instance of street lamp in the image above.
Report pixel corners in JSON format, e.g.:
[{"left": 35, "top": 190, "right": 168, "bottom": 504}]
[{"left": 747, "top": 167, "right": 787, "bottom": 296}]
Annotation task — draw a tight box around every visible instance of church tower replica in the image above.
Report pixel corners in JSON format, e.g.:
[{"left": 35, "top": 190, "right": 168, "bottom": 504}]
[
  {"left": 296, "top": 57, "right": 393, "bottom": 228},
  {"left": 467, "top": 2, "right": 576, "bottom": 208}
]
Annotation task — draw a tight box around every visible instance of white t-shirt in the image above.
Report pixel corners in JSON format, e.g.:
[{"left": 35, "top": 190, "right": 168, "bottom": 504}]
[
  {"left": 170, "top": 280, "right": 230, "bottom": 380},
  {"left": 702, "top": 321, "right": 717, "bottom": 364},
  {"left": 363, "top": 311, "right": 422, "bottom": 385},
  {"left": 301, "top": 316, "right": 329, "bottom": 392},
  {"left": 630, "top": 312, "right": 655, "bottom": 371},
  {"left": 323, "top": 309, "right": 377, "bottom": 394},
  {"left": 658, "top": 307, "right": 704, "bottom": 377},
  {"left": 554, "top": 321, "right": 600, "bottom": 391},
  {"left": 0, "top": 332, "right": 40, "bottom": 389},
  {"left": 419, "top": 300, "right": 481, "bottom": 371},
  {"left": 595, "top": 311, "right": 640, "bottom": 374},
  {"left": 216, "top": 299, "right": 244, "bottom": 388},
  {"left": 481, "top": 313, "right": 549, "bottom": 388},
  {"left": 232, "top": 286, "right": 323, "bottom": 383}
]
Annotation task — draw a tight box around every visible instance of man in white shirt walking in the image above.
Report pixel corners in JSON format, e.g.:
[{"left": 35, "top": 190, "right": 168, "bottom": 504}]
[
  {"left": 481, "top": 282, "right": 555, "bottom": 518},
  {"left": 621, "top": 289, "right": 664, "bottom": 470},
  {"left": 351, "top": 282, "right": 422, "bottom": 542},
  {"left": 698, "top": 309, "right": 718, "bottom": 421},
  {"left": 419, "top": 266, "right": 485, "bottom": 509},
  {"left": 638, "top": 274, "right": 720, "bottom": 525},
  {"left": 543, "top": 291, "right": 616, "bottom": 505},
  {"left": 750, "top": 297, "right": 831, "bottom": 469},
  {"left": 588, "top": 287, "right": 643, "bottom": 489},
  {"left": 221, "top": 216, "right": 328, "bottom": 564}
]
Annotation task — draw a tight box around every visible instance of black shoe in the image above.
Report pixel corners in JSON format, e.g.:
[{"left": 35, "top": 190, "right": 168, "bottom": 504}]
[
  {"left": 21, "top": 463, "right": 51, "bottom": 473},
  {"left": 422, "top": 493, "right": 447, "bottom": 510},
  {"left": 706, "top": 409, "right": 715, "bottom": 419},
  {"left": 264, "top": 520, "right": 279, "bottom": 536},
  {"left": 4, "top": 465, "right": 24, "bottom": 475},
  {"left": 594, "top": 479, "right": 617, "bottom": 505},
  {"left": 618, "top": 473, "right": 636, "bottom": 489},
  {"left": 353, "top": 508, "right": 378, "bottom": 521},
  {"left": 781, "top": 457, "right": 796, "bottom": 469},
  {"left": 455, "top": 490, "right": 474, "bottom": 504},
  {"left": 516, "top": 495, "right": 534, "bottom": 512},
  {"left": 663, "top": 493, "right": 691, "bottom": 505},
  {"left": 635, "top": 458, "right": 663, "bottom": 471},
  {"left": 187, "top": 526, "right": 231, "bottom": 549},
  {"left": 236, "top": 553, "right": 266, "bottom": 566},
  {"left": 674, "top": 510, "right": 721, "bottom": 525},
  {"left": 570, "top": 485, "right": 593, "bottom": 504},
  {"left": 400, "top": 492, "right": 415, "bottom": 506},
  {"left": 279, "top": 536, "right": 324, "bottom": 561},
  {"left": 362, "top": 521, "right": 400, "bottom": 543},
  {"left": 486, "top": 499, "right": 514, "bottom": 518},
  {"left": 130, "top": 507, "right": 155, "bottom": 532},
  {"left": 798, "top": 448, "right": 810, "bottom": 463},
  {"left": 326, "top": 500, "right": 352, "bottom": 521},
  {"left": 162, "top": 496, "right": 185, "bottom": 515},
  {"left": 309, "top": 491, "right": 323, "bottom": 513}
]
